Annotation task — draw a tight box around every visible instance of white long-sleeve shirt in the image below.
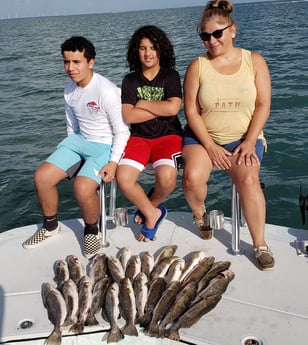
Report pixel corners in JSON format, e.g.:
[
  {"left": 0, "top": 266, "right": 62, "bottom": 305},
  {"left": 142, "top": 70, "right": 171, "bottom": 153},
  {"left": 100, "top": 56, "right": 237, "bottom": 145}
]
[{"left": 64, "top": 72, "right": 130, "bottom": 162}]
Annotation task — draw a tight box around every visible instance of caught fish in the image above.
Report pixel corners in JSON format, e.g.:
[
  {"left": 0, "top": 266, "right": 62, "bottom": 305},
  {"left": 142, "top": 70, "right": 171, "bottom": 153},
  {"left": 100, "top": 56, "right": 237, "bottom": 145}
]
[
  {"left": 41, "top": 282, "right": 67, "bottom": 345},
  {"left": 197, "top": 261, "right": 231, "bottom": 293},
  {"left": 158, "top": 282, "right": 197, "bottom": 337},
  {"left": 107, "top": 256, "right": 125, "bottom": 284},
  {"left": 117, "top": 246, "right": 132, "bottom": 271},
  {"left": 154, "top": 245, "right": 178, "bottom": 265},
  {"left": 180, "top": 250, "right": 206, "bottom": 282},
  {"left": 66, "top": 255, "right": 85, "bottom": 285},
  {"left": 88, "top": 253, "right": 108, "bottom": 285},
  {"left": 194, "top": 277, "right": 229, "bottom": 306},
  {"left": 140, "top": 251, "right": 154, "bottom": 279},
  {"left": 125, "top": 254, "right": 141, "bottom": 282},
  {"left": 69, "top": 276, "right": 92, "bottom": 334},
  {"left": 165, "top": 259, "right": 185, "bottom": 285},
  {"left": 119, "top": 277, "right": 138, "bottom": 336},
  {"left": 150, "top": 256, "right": 179, "bottom": 282},
  {"left": 53, "top": 260, "right": 69, "bottom": 290},
  {"left": 141, "top": 277, "right": 167, "bottom": 329},
  {"left": 61, "top": 279, "right": 79, "bottom": 327},
  {"left": 146, "top": 281, "right": 181, "bottom": 337},
  {"left": 166, "top": 294, "right": 222, "bottom": 341},
  {"left": 104, "top": 282, "right": 124, "bottom": 343},
  {"left": 86, "top": 276, "right": 112, "bottom": 326},
  {"left": 133, "top": 272, "right": 148, "bottom": 325},
  {"left": 181, "top": 256, "right": 215, "bottom": 287}
]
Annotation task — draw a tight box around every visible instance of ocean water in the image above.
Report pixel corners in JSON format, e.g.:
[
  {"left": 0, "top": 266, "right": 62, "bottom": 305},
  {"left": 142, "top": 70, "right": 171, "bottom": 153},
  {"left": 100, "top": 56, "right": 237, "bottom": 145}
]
[{"left": 0, "top": 0, "right": 307, "bottom": 232}]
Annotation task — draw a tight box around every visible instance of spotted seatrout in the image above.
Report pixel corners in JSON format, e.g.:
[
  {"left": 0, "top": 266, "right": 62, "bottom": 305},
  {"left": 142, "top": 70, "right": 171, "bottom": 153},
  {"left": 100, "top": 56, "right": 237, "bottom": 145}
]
[
  {"left": 88, "top": 253, "right": 108, "bottom": 285},
  {"left": 125, "top": 254, "right": 141, "bottom": 282},
  {"left": 119, "top": 277, "right": 138, "bottom": 336},
  {"left": 158, "top": 282, "right": 197, "bottom": 337},
  {"left": 86, "top": 276, "right": 111, "bottom": 326},
  {"left": 166, "top": 294, "right": 222, "bottom": 341},
  {"left": 117, "top": 246, "right": 132, "bottom": 271},
  {"left": 104, "top": 282, "right": 124, "bottom": 343},
  {"left": 133, "top": 271, "right": 148, "bottom": 325},
  {"left": 61, "top": 278, "right": 79, "bottom": 327},
  {"left": 140, "top": 251, "right": 154, "bottom": 279},
  {"left": 41, "top": 282, "right": 67, "bottom": 345},
  {"left": 69, "top": 276, "right": 92, "bottom": 334},
  {"left": 107, "top": 256, "right": 125, "bottom": 284},
  {"left": 66, "top": 255, "right": 85, "bottom": 285},
  {"left": 146, "top": 281, "right": 181, "bottom": 337},
  {"left": 53, "top": 260, "right": 69, "bottom": 290}
]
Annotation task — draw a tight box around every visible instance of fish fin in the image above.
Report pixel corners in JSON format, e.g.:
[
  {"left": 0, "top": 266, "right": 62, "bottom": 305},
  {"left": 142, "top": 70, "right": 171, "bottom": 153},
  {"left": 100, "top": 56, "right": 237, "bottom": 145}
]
[
  {"left": 85, "top": 315, "right": 99, "bottom": 326},
  {"left": 166, "top": 328, "right": 180, "bottom": 341},
  {"left": 122, "top": 323, "right": 138, "bottom": 336},
  {"left": 147, "top": 323, "right": 159, "bottom": 337},
  {"left": 44, "top": 330, "right": 62, "bottom": 345},
  {"left": 107, "top": 327, "right": 125, "bottom": 343}
]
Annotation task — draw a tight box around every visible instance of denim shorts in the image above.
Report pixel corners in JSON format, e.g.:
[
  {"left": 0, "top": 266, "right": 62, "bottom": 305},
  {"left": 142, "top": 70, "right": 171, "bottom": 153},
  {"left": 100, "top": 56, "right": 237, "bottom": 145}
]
[{"left": 183, "top": 126, "right": 264, "bottom": 162}]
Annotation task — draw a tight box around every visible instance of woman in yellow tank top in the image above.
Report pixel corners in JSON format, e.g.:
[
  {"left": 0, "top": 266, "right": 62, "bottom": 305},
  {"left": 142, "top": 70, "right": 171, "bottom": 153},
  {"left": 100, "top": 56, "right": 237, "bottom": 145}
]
[{"left": 182, "top": 0, "right": 274, "bottom": 270}]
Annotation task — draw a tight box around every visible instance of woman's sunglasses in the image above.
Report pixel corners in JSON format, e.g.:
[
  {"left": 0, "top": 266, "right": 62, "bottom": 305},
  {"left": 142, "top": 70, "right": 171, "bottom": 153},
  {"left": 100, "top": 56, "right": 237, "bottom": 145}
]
[{"left": 199, "top": 25, "right": 232, "bottom": 42}]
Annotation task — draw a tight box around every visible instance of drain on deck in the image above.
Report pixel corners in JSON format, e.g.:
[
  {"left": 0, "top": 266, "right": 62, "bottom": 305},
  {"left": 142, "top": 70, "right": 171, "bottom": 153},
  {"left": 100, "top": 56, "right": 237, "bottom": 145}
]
[
  {"left": 241, "top": 336, "right": 264, "bottom": 345},
  {"left": 18, "top": 320, "right": 34, "bottom": 329}
]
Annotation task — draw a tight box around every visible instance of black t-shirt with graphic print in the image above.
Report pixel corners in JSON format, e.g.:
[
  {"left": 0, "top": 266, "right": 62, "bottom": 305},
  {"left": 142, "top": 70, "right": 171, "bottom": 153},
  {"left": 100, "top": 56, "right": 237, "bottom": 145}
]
[{"left": 121, "top": 67, "right": 183, "bottom": 139}]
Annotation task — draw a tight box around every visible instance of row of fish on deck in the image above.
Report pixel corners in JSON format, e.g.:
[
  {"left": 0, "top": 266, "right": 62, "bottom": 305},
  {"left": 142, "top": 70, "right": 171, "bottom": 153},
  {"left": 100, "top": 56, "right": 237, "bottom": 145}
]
[{"left": 41, "top": 245, "right": 235, "bottom": 344}]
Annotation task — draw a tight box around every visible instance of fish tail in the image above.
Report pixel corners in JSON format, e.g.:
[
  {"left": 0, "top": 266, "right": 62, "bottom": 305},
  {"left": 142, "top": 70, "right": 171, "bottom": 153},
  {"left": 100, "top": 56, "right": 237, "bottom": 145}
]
[
  {"left": 122, "top": 323, "right": 138, "bottom": 336},
  {"left": 68, "top": 322, "right": 84, "bottom": 334},
  {"left": 147, "top": 323, "right": 159, "bottom": 337},
  {"left": 135, "top": 314, "right": 145, "bottom": 325},
  {"left": 44, "top": 330, "right": 62, "bottom": 345},
  {"left": 158, "top": 327, "right": 166, "bottom": 338},
  {"left": 166, "top": 328, "right": 180, "bottom": 341},
  {"left": 107, "top": 327, "right": 125, "bottom": 343},
  {"left": 85, "top": 315, "right": 99, "bottom": 326}
]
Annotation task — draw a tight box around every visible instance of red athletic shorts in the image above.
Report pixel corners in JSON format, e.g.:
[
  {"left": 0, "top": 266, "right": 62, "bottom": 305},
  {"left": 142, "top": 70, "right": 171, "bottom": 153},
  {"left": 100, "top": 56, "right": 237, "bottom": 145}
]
[{"left": 119, "top": 134, "right": 182, "bottom": 171}]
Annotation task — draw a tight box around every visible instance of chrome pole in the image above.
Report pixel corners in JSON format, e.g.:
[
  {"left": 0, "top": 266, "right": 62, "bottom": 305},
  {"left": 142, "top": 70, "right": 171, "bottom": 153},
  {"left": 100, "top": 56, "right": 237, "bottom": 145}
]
[
  {"left": 99, "top": 182, "right": 109, "bottom": 247},
  {"left": 231, "top": 183, "right": 242, "bottom": 255}
]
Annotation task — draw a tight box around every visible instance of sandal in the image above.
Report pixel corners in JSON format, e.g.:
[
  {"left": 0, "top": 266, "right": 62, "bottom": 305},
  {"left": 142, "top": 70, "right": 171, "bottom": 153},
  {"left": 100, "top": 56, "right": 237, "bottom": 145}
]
[
  {"left": 140, "top": 206, "right": 167, "bottom": 240},
  {"left": 193, "top": 213, "right": 213, "bottom": 240}
]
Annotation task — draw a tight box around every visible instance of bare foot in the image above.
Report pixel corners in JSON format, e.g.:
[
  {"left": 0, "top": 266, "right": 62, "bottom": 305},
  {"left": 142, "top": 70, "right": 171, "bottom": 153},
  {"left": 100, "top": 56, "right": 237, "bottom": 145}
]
[{"left": 138, "top": 207, "right": 162, "bottom": 242}]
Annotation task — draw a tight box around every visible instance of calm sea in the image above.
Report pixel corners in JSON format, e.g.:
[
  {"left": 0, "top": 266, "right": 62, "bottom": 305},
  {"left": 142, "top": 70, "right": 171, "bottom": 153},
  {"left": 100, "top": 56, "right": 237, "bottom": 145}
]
[{"left": 0, "top": 0, "right": 307, "bottom": 232}]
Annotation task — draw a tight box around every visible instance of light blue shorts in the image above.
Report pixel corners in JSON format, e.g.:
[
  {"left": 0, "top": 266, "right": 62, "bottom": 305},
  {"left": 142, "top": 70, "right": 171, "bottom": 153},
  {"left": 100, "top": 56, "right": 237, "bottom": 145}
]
[{"left": 46, "top": 133, "right": 111, "bottom": 183}]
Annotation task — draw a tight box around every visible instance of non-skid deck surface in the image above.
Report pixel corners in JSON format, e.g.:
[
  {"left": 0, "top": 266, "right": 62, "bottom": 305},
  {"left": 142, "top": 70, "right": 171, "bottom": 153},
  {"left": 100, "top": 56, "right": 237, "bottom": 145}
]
[{"left": 1, "top": 212, "right": 308, "bottom": 345}]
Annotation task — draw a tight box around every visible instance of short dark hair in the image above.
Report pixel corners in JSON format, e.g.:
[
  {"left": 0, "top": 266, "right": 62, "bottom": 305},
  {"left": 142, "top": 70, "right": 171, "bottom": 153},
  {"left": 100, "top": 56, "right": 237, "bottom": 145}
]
[
  {"left": 126, "top": 25, "right": 176, "bottom": 71},
  {"left": 61, "top": 36, "right": 96, "bottom": 61}
]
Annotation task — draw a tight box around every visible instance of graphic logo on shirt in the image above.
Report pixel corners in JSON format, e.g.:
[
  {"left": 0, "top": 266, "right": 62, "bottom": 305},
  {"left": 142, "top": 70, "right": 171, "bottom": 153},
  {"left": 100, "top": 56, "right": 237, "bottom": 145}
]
[
  {"left": 214, "top": 98, "right": 241, "bottom": 111},
  {"left": 137, "top": 86, "right": 164, "bottom": 101},
  {"left": 87, "top": 101, "right": 100, "bottom": 113}
]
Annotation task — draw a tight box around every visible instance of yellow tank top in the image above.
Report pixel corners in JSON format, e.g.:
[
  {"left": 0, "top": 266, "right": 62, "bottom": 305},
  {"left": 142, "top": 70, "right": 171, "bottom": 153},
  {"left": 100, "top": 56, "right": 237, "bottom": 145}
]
[{"left": 198, "top": 48, "right": 266, "bottom": 146}]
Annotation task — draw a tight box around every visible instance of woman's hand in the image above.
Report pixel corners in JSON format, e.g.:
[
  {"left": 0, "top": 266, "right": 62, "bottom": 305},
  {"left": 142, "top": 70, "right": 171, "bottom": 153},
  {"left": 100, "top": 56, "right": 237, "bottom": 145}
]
[
  {"left": 233, "top": 141, "right": 260, "bottom": 167},
  {"left": 206, "top": 143, "right": 232, "bottom": 170}
]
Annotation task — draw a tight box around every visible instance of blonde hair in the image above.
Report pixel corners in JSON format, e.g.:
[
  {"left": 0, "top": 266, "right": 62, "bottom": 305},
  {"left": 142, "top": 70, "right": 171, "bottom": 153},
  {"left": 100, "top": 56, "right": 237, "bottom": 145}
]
[{"left": 197, "top": 0, "right": 235, "bottom": 34}]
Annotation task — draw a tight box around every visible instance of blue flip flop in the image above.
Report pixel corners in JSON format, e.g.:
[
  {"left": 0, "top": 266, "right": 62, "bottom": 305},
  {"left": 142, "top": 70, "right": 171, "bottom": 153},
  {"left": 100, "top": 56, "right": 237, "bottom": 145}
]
[
  {"left": 133, "top": 209, "right": 145, "bottom": 224},
  {"left": 140, "top": 206, "right": 167, "bottom": 241}
]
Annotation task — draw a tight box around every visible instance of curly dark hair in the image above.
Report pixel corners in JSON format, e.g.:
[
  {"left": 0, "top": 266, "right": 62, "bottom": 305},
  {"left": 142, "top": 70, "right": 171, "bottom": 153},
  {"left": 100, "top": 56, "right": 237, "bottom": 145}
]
[
  {"left": 61, "top": 36, "right": 96, "bottom": 62},
  {"left": 126, "top": 25, "right": 176, "bottom": 71}
]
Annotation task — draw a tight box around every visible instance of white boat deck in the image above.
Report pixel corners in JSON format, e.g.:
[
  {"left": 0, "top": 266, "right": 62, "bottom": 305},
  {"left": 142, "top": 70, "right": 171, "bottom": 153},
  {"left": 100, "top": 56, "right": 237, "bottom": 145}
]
[{"left": 1, "top": 212, "right": 308, "bottom": 345}]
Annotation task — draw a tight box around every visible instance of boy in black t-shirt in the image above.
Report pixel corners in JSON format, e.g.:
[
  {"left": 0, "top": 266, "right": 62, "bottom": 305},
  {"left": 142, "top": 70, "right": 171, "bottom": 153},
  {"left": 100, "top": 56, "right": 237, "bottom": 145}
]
[{"left": 117, "top": 25, "right": 183, "bottom": 242}]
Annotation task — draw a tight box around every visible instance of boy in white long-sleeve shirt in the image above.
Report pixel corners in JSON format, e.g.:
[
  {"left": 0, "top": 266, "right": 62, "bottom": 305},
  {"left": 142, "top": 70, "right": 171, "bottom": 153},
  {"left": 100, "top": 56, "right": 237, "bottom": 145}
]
[{"left": 22, "top": 36, "right": 130, "bottom": 259}]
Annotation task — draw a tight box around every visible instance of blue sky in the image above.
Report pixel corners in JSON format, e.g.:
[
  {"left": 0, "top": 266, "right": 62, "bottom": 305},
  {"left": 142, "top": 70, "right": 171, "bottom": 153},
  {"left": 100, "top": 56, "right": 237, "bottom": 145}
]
[{"left": 0, "top": 0, "right": 270, "bottom": 19}]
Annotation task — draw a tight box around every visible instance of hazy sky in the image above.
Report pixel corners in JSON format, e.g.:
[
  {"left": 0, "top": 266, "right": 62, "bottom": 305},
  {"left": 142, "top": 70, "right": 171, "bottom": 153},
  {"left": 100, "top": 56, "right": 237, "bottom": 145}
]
[{"left": 0, "top": 0, "right": 269, "bottom": 19}]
